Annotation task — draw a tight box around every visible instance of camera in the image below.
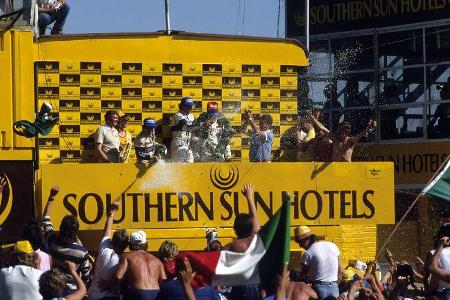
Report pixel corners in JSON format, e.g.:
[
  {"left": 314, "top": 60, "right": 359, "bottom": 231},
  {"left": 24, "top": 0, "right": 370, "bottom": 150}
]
[
  {"left": 396, "top": 264, "right": 413, "bottom": 277},
  {"left": 436, "top": 84, "right": 445, "bottom": 90},
  {"left": 206, "top": 229, "right": 218, "bottom": 244}
]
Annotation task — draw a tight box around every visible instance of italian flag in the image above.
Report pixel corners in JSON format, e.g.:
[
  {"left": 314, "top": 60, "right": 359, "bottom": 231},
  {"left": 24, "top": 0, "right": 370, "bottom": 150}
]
[
  {"left": 424, "top": 158, "right": 450, "bottom": 202},
  {"left": 180, "top": 199, "right": 291, "bottom": 288}
]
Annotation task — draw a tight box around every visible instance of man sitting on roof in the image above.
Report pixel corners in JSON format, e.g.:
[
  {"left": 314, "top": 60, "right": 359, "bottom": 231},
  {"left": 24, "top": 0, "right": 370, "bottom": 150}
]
[{"left": 37, "top": 0, "right": 70, "bottom": 36}]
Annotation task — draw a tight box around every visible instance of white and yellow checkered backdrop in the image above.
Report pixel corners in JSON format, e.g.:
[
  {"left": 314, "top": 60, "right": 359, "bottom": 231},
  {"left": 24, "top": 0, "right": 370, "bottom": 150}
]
[{"left": 36, "top": 61, "right": 303, "bottom": 163}]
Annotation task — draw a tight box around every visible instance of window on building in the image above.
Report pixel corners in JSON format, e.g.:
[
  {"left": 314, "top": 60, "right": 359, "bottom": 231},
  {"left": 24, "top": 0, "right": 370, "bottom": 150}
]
[
  {"left": 305, "top": 26, "right": 450, "bottom": 143},
  {"left": 378, "top": 67, "right": 425, "bottom": 140},
  {"left": 426, "top": 64, "right": 450, "bottom": 139},
  {"left": 339, "top": 73, "right": 375, "bottom": 140},
  {"left": 331, "top": 35, "right": 374, "bottom": 71},
  {"left": 378, "top": 29, "right": 424, "bottom": 68},
  {"left": 426, "top": 26, "right": 450, "bottom": 64}
]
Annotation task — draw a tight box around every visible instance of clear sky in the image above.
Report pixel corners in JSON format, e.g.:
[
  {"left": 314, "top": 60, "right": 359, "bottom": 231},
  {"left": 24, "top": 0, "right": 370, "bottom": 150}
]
[{"left": 63, "top": 0, "right": 286, "bottom": 38}]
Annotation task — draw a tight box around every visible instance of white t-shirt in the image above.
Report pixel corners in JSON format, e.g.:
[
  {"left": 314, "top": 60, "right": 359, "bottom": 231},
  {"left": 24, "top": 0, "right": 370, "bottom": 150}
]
[
  {"left": 431, "top": 247, "right": 450, "bottom": 291},
  {"left": 88, "top": 237, "right": 121, "bottom": 300},
  {"left": 0, "top": 265, "right": 43, "bottom": 300},
  {"left": 95, "top": 125, "right": 120, "bottom": 161},
  {"left": 301, "top": 241, "right": 340, "bottom": 282},
  {"left": 95, "top": 125, "right": 120, "bottom": 150},
  {"left": 36, "top": 249, "right": 52, "bottom": 272}
]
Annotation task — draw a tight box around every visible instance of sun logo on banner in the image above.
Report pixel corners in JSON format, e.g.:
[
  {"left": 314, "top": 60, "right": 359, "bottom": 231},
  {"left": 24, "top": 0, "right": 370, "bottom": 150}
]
[
  {"left": 210, "top": 165, "right": 239, "bottom": 191},
  {"left": 294, "top": 11, "right": 305, "bottom": 26},
  {"left": 0, "top": 175, "right": 13, "bottom": 225}
]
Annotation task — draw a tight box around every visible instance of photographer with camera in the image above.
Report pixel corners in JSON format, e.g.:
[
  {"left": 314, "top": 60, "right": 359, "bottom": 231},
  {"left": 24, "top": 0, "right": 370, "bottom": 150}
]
[{"left": 37, "top": 0, "right": 70, "bottom": 36}]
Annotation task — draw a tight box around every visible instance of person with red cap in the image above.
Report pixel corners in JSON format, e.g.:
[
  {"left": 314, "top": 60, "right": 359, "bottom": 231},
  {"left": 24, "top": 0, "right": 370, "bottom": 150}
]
[
  {"left": 192, "top": 101, "right": 233, "bottom": 162},
  {"left": 170, "top": 97, "right": 196, "bottom": 163}
]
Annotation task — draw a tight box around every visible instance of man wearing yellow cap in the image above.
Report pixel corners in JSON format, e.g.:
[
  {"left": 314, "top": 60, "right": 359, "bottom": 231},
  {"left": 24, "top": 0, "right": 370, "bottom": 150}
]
[
  {"left": 0, "top": 240, "right": 43, "bottom": 300},
  {"left": 294, "top": 225, "right": 342, "bottom": 299}
]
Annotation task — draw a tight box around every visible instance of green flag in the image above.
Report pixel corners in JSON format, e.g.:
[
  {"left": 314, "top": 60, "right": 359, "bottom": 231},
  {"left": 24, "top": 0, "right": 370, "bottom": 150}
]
[{"left": 424, "top": 160, "right": 450, "bottom": 202}]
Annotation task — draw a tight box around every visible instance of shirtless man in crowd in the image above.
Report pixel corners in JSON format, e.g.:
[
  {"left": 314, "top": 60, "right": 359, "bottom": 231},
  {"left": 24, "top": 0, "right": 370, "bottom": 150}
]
[
  {"left": 310, "top": 114, "right": 376, "bottom": 162},
  {"left": 223, "top": 183, "right": 261, "bottom": 300},
  {"left": 107, "top": 230, "right": 166, "bottom": 300},
  {"left": 224, "top": 183, "right": 260, "bottom": 253},
  {"left": 276, "top": 266, "right": 318, "bottom": 300}
]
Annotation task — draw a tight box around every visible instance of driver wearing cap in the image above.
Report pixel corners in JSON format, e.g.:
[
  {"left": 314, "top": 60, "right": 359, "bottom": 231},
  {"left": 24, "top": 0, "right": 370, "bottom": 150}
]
[
  {"left": 134, "top": 118, "right": 167, "bottom": 163},
  {"left": 192, "top": 101, "right": 233, "bottom": 162},
  {"left": 170, "top": 97, "right": 196, "bottom": 163}
]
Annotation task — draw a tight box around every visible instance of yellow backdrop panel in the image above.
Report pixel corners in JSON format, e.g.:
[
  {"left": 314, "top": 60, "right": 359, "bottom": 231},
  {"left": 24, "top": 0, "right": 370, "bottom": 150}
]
[
  {"left": 354, "top": 141, "right": 450, "bottom": 186},
  {"left": 40, "top": 162, "right": 394, "bottom": 230}
]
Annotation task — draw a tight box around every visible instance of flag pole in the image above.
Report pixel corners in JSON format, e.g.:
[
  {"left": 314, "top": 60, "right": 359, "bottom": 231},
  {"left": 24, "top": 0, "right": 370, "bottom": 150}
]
[
  {"left": 375, "top": 154, "right": 450, "bottom": 259},
  {"left": 164, "top": 0, "right": 171, "bottom": 34},
  {"left": 305, "top": 0, "right": 309, "bottom": 51}
]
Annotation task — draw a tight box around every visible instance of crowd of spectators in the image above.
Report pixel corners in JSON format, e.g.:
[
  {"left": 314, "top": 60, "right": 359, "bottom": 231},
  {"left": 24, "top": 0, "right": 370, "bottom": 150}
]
[{"left": 2, "top": 178, "right": 450, "bottom": 300}]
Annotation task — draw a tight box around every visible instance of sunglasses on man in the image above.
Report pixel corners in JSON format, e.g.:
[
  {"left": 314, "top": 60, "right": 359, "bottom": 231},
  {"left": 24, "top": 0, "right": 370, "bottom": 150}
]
[{"left": 295, "top": 236, "right": 310, "bottom": 243}]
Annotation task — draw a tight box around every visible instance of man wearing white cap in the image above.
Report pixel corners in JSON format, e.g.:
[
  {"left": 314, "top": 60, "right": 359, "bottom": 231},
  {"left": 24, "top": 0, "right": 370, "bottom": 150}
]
[
  {"left": 109, "top": 230, "right": 166, "bottom": 300},
  {"left": 294, "top": 225, "right": 342, "bottom": 299}
]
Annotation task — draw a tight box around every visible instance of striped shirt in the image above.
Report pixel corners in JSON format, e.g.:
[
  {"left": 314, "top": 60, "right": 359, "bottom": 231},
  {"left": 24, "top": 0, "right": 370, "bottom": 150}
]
[{"left": 41, "top": 216, "right": 91, "bottom": 292}]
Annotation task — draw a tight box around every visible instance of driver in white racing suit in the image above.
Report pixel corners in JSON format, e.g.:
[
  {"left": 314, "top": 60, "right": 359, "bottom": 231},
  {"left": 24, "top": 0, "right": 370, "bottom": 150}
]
[
  {"left": 134, "top": 117, "right": 167, "bottom": 163},
  {"left": 170, "top": 97, "right": 196, "bottom": 162}
]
